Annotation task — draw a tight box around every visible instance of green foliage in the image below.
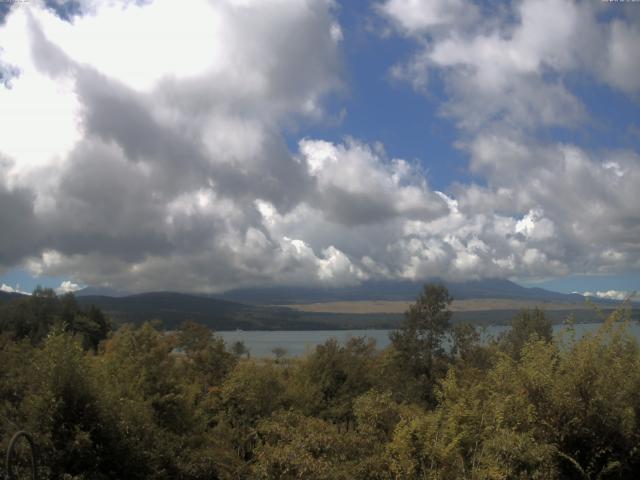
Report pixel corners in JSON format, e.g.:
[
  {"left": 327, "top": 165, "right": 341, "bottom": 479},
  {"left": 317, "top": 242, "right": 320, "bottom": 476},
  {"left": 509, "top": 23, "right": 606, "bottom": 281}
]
[
  {"left": 1, "top": 284, "right": 640, "bottom": 479},
  {"left": 252, "top": 410, "right": 386, "bottom": 480},
  {"left": 271, "top": 346, "right": 287, "bottom": 361},
  {"left": 291, "top": 336, "right": 377, "bottom": 425},
  {"left": 23, "top": 330, "right": 107, "bottom": 479},
  {"left": 387, "top": 283, "right": 453, "bottom": 405},
  {"left": 382, "top": 308, "right": 640, "bottom": 479},
  {"left": 91, "top": 322, "right": 240, "bottom": 479},
  {"left": 220, "top": 362, "right": 286, "bottom": 424},
  {"left": 353, "top": 390, "right": 401, "bottom": 442},
  {"left": 498, "top": 307, "right": 553, "bottom": 359},
  {"left": 0, "top": 288, "right": 111, "bottom": 349},
  {"left": 230, "top": 340, "right": 250, "bottom": 358},
  {"left": 393, "top": 283, "right": 453, "bottom": 357},
  {"left": 386, "top": 407, "right": 467, "bottom": 479},
  {"left": 177, "top": 320, "right": 237, "bottom": 389}
]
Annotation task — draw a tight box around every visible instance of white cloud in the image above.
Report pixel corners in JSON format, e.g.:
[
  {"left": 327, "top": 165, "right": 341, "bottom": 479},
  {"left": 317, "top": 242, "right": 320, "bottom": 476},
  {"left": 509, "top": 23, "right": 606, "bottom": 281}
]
[
  {"left": 56, "top": 280, "right": 82, "bottom": 294},
  {"left": 515, "top": 209, "right": 555, "bottom": 241},
  {"left": 582, "top": 290, "right": 638, "bottom": 301},
  {"left": 0, "top": 283, "right": 29, "bottom": 295},
  {"left": 35, "top": 0, "right": 227, "bottom": 91},
  {"left": 378, "top": 0, "right": 477, "bottom": 33},
  {"left": 0, "top": 0, "right": 638, "bottom": 292},
  {"left": 300, "top": 137, "right": 446, "bottom": 225},
  {"left": 374, "top": 0, "right": 640, "bottom": 283},
  {"left": 604, "top": 20, "right": 640, "bottom": 93},
  {"left": 0, "top": 0, "right": 349, "bottom": 292},
  {"left": 379, "top": 0, "right": 639, "bottom": 133}
]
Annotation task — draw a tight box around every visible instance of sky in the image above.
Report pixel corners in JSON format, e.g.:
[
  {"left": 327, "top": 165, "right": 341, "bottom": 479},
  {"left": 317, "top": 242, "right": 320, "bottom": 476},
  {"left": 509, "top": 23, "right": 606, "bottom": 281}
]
[{"left": 0, "top": 0, "right": 639, "bottom": 298}]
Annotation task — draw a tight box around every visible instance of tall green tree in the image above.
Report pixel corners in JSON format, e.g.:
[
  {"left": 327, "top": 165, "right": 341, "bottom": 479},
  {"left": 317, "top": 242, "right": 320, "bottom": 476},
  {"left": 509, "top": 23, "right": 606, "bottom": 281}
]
[
  {"left": 387, "top": 283, "right": 453, "bottom": 405},
  {"left": 292, "top": 336, "right": 377, "bottom": 426},
  {"left": 499, "top": 307, "right": 553, "bottom": 359},
  {"left": 177, "top": 320, "right": 237, "bottom": 389},
  {"left": 0, "top": 289, "right": 111, "bottom": 349}
]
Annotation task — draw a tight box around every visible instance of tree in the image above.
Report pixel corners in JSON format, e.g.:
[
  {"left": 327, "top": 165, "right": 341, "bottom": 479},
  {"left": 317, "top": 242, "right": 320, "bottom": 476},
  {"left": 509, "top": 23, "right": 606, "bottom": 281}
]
[
  {"left": 252, "top": 410, "right": 380, "bottom": 480},
  {"left": 177, "top": 320, "right": 212, "bottom": 353},
  {"left": 65, "top": 301, "right": 111, "bottom": 351},
  {"left": 292, "top": 337, "right": 377, "bottom": 426},
  {"left": 0, "top": 287, "right": 58, "bottom": 344},
  {"left": 387, "top": 283, "right": 453, "bottom": 405},
  {"left": 231, "top": 340, "right": 250, "bottom": 358},
  {"left": 177, "top": 320, "right": 237, "bottom": 389},
  {"left": 22, "top": 329, "right": 116, "bottom": 479},
  {"left": 353, "top": 390, "right": 403, "bottom": 442},
  {"left": 498, "top": 307, "right": 553, "bottom": 359},
  {"left": 272, "top": 346, "right": 287, "bottom": 362},
  {"left": 218, "top": 362, "right": 287, "bottom": 460},
  {"left": 0, "top": 289, "right": 111, "bottom": 348}
]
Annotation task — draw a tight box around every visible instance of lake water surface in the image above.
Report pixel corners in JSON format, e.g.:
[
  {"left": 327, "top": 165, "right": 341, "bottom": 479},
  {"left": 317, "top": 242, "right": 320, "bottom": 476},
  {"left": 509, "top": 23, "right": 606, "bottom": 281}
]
[{"left": 218, "top": 322, "right": 640, "bottom": 358}]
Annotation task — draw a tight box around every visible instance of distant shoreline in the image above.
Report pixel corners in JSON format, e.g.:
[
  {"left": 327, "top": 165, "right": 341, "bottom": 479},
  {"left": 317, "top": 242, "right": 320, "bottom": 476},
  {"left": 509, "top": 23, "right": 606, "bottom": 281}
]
[{"left": 275, "top": 298, "right": 606, "bottom": 315}]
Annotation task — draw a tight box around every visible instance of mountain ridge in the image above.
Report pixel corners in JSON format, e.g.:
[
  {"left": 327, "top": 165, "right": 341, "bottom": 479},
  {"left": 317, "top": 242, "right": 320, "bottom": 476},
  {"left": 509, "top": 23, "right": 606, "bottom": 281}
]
[
  {"left": 74, "top": 292, "right": 334, "bottom": 330},
  {"left": 218, "top": 278, "right": 592, "bottom": 305},
  {"left": 3, "top": 280, "right": 627, "bottom": 331},
  {"left": 75, "top": 286, "right": 130, "bottom": 297}
]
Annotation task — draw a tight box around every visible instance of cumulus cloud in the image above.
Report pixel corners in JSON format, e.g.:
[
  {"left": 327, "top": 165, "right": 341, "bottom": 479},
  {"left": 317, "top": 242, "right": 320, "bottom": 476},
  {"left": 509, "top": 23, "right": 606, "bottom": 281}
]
[
  {"left": 0, "top": 0, "right": 349, "bottom": 291},
  {"left": 0, "top": 283, "right": 29, "bottom": 295},
  {"left": 581, "top": 290, "right": 638, "bottom": 301},
  {"left": 0, "top": 0, "right": 638, "bottom": 292},
  {"left": 379, "top": 0, "right": 639, "bottom": 133},
  {"left": 0, "top": 160, "right": 41, "bottom": 266},
  {"left": 376, "top": 0, "right": 640, "bottom": 281},
  {"left": 378, "top": 0, "right": 478, "bottom": 33},
  {"left": 603, "top": 20, "right": 640, "bottom": 94},
  {"left": 301, "top": 138, "right": 447, "bottom": 225},
  {"left": 56, "top": 280, "right": 82, "bottom": 294}
]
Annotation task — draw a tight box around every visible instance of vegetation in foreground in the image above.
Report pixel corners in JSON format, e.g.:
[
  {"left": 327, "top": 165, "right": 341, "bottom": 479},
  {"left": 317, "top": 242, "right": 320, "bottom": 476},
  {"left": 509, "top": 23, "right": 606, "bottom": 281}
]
[{"left": 1, "top": 285, "right": 639, "bottom": 479}]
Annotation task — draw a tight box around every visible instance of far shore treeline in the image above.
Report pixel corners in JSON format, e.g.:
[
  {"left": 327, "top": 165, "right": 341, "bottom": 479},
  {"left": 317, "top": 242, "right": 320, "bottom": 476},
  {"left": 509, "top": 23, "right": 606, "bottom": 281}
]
[{"left": 1, "top": 284, "right": 640, "bottom": 479}]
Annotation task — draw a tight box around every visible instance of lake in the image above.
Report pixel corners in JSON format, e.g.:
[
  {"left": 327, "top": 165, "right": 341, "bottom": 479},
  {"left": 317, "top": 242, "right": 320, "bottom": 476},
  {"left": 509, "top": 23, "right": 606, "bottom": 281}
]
[{"left": 218, "top": 322, "right": 640, "bottom": 358}]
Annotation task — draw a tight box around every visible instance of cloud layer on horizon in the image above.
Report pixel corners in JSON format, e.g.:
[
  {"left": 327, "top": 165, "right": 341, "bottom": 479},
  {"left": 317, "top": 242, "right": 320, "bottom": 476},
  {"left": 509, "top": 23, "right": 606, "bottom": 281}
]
[
  {"left": 581, "top": 290, "right": 638, "bottom": 301},
  {"left": 0, "top": 0, "right": 638, "bottom": 293}
]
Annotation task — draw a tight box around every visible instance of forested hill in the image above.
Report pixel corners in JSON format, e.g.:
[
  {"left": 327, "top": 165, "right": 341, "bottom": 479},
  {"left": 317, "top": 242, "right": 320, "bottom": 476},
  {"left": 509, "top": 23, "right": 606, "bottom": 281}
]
[
  {"left": 1, "top": 290, "right": 310, "bottom": 330},
  {"left": 2, "top": 281, "right": 627, "bottom": 331},
  {"left": 0, "top": 291, "right": 23, "bottom": 302},
  {"left": 70, "top": 279, "right": 592, "bottom": 305},
  {"left": 74, "top": 292, "right": 336, "bottom": 330},
  {"left": 219, "top": 278, "right": 590, "bottom": 304}
]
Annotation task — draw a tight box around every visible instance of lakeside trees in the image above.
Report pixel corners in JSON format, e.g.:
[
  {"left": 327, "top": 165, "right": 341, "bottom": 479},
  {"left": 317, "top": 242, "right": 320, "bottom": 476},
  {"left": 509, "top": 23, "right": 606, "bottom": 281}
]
[
  {"left": 0, "top": 287, "right": 110, "bottom": 349},
  {"left": 1, "top": 285, "right": 639, "bottom": 479},
  {"left": 387, "top": 283, "right": 453, "bottom": 406}
]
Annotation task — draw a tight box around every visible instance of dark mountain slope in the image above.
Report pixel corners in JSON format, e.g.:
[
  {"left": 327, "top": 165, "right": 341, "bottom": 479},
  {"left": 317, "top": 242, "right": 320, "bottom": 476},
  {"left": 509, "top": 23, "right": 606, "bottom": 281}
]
[
  {"left": 220, "top": 278, "right": 590, "bottom": 305},
  {"left": 0, "top": 291, "right": 26, "bottom": 302},
  {"left": 76, "top": 292, "right": 330, "bottom": 330},
  {"left": 75, "top": 286, "right": 130, "bottom": 297}
]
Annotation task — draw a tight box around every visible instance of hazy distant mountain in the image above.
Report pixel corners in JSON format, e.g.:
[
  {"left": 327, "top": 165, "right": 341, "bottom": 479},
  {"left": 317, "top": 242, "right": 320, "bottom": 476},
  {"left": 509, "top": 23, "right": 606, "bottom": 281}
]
[
  {"left": 219, "top": 278, "right": 590, "bottom": 305},
  {"left": 74, "top": 288, "right": 626, "bottom": 330},
  {"left": 3, "top": 279, "right": 626, "bottom": 331},
  {"left": 447, "top": 279, "right": 588, "bottom": 302},
  {"left": 75, "top": 286, "right": 130, "bottom": 297}
]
